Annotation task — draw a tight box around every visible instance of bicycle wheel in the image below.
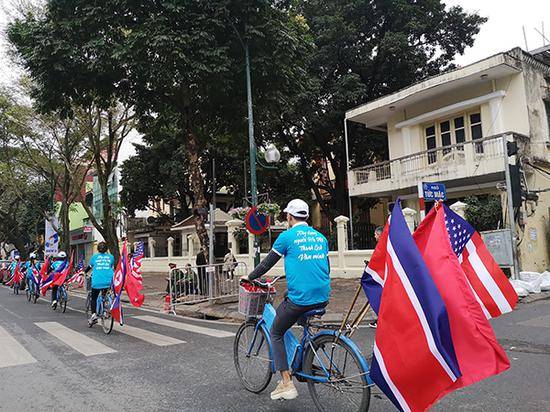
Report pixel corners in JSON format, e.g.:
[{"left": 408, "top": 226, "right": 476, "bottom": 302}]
[
  {"left": 303, "top": 334, "right": 371, "bottom": 412},
  {"left": 100, "top": 295, "right": 114, "bottom": 334},
  {"left": 26, "top": 287, "right": 31, "bottom": 302},
  {"left": 33, "top": 292, "right": 39, "bottom": 304},
  {"left": 233, "top": 320, "right": 273, "bottom": 393},
  {"left": 14, "top": 284, "right": 19, "bottom": 295},
  {"left": 85, "top": 292, "right": 92, "bottom": 317},
  {"left": 60, "top": 291, "right": 67, "bottom": 313}
]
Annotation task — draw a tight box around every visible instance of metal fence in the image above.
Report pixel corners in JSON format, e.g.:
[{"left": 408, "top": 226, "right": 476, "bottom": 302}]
[{"left": 168, "top": 261, "right": 247, "bottom": 312}]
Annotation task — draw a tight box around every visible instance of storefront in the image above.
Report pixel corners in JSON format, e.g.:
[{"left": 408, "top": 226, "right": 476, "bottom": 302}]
[{"left": 69, "top": 226, "right": 95, "bottom": 262}]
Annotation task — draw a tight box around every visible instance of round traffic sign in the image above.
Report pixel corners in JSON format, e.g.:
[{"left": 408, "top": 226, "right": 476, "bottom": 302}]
[{"left": 245, "top": 207, "right": 270, "bottom": 235}]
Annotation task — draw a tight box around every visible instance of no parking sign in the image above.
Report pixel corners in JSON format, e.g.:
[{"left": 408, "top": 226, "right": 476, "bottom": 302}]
[{"left": 245, "top": 207, "right": 270, "bottom": 235}]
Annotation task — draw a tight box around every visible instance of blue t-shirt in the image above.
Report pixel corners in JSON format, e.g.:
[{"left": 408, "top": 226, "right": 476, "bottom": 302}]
[
  {"left": 272, "top": 223, "right": 330, "bottom": 306},
  {"left": 50, "top": 260, "right": 67, "bottom": 274},
  {"left": 24, "top": 261, "right": 41, "bottom": 278},
  {"left": 89, "top": 252, "right": 115, "bottom": 289}
]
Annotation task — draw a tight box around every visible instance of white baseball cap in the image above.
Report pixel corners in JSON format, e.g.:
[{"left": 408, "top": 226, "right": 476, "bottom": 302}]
[
  {"left": 29, "top": 252, "right": 37, "bottom": 259},
  {"left": 283, "top": 199, "right": 309, "bottom": 218},
  {"left": 58, "top": 251, "right": 67, "bottom": 258}
]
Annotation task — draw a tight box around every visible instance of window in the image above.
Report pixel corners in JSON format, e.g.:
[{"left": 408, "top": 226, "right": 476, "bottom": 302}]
[
  {"left": 470, "top": 112, "right": 483, "bottom": 153},
  {"left": 454, "top": 117, "right": 465, "bottom": 149},
  {"left": 425, "top": 125, "right": 436, "bottom": 164},
  {"left": 440, "top": 120, "right": 452, "bottom": 154}
]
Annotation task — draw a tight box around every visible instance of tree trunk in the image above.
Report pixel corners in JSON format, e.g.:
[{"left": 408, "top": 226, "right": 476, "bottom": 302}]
[{"left": 184, "top": 107, "right": 209, "bottom": 259}]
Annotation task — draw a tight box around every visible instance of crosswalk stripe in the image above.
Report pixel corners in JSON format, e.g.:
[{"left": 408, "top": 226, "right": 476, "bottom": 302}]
[
  {"left": 116, "top": 325, "right": 185, "bottom": 346},
  {"left": 0, "top": 325, "right": 37, "bottom": 368},
  {"left": 134, "top": 315, "right": 235, "bottom": 338},
  {"left": 35, "top": 322, "right": 116, "bottom": 356}
]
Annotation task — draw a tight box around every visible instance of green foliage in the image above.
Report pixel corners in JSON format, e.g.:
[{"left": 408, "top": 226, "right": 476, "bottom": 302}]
[{"left": 464, "top": 195, "right": 503, "bottom": 232}]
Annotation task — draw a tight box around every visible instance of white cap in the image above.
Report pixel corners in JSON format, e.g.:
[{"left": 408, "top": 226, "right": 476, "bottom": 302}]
[
  {"left": 283, "top": 199, "right": 309, "bottom": 218},
  {"left": 29, "top": 252, "right": 36, "bottom": 259},
  {"left": 58, "top": 251, "right": 67, "bottom": 258}
]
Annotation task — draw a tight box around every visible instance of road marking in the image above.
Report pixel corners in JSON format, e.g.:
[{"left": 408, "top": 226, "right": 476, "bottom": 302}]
[
  {"left": 35, "top": 322, "right": 116, "bottom": 356},
  {"left": 134, "top": 315, "right": 235, "bottom": 338},
  {"left": 0, "top": 325, "right": 37, "bottom": 368},
  {"left": 116, "top": 325, "right": 185, "bottom": 346}
]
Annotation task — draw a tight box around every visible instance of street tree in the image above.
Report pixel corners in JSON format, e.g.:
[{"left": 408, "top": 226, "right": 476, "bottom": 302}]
[
  {"left": 8, "top": 0, "right": 312, "bottom": 257},
  {"left": 272, "top": 0, "right": 488, "bottom": 221}
]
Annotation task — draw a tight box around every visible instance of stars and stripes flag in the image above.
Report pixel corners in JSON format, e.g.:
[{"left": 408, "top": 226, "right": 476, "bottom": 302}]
[
  {"left": 111, "top": 242, "right": 130, "bottom": 325},
  {"left": 30, "top": 263, "right": 41, "bottom": 288},
  {"left": 126, "top": 241, "right": 145, "bottom": 307},
  {"left": 362, "top": 200, "right": 462, "bottom": 411},
  {"left": 6, "top": 263, "right": 24, "bottom": 286},
  {"left": 442, "top": 204, "right": 518, "bottom": 318},
  {"left": 67, "top": 256, "right": 85, "bottom": 288}
]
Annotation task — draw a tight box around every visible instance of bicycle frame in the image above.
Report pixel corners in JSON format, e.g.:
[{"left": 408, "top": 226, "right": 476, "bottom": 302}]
[
  {"left": 247, "top": 302, "right": 373, "bottom": 386},
  {"left": 96, "top": 291, "right": 112, "bottom": 316},
  {"left": 57, "top": 285, "right": 68, "bottom": 301}
]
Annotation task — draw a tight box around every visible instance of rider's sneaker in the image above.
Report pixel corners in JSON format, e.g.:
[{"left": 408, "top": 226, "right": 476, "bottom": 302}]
[
  {"left": 88, "top": 313, "right": 98, "bottom": 326},
  {"left": 270, "top": 380, "right": 298, "bottom": 400},
  {"left": 51, "top": 300, "right": 57, "bottom": 309},
  {"left": 368, "top": 320, "right": 378, "bottom": 329}
]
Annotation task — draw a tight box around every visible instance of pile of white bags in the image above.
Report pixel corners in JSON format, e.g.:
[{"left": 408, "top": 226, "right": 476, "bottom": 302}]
[{"left": 510, "top": 271, "right": 550, "bottom": 297}]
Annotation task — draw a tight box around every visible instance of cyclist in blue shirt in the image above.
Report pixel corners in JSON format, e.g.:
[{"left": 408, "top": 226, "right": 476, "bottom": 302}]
[
  {"left": 24, "top": 253, "right": 41, "bottom": 294},
  {"left": 243, "top": 199, "right": 331, "bottom": 401},
  {"left": 85, "top": 242, "right": 115, "bottom": 325},
  {"left": 50, "top": 251, "right": 68, "bottom": 309}
]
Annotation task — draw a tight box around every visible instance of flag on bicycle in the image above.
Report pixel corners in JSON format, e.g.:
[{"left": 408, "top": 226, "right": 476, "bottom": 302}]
[
  {"left": 364, "top": 200, "right": 462, "bottom": 412},
  {"left": 413, "top": 205, "right": 510, "bottom": 402},
  {"left": 53, "top": 252, "right": 74, "bottom": 286},
  {"left": 126, "top": 241, "right": 145, "bottom": 307},
  {"left": 111, "top": 242, "right": 129, "bottom": 325},
  {"left": 439, "top": 205, "right": 517, "bottom": 318},
  {"left": 6, "top": 263, "right": 24, "bottom": 286},
  {"left": 40, "top": 256, "right": 51, "bottom": 282},
  {"left": 67, "top": 256, "right": 85, "bottom": 288},
  {"left": 30, "top": 263, "right": 41, "bottom": 288}
]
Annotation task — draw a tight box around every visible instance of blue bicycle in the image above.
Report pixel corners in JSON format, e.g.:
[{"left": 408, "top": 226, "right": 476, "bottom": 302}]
[
  {"left": 26, "top": 278, "right": 39, "bottom": 304},
  {"left": 53, "top": 284, "right": 68, "bottom": 313},
  {"left": 234, "top": 278, "right": 372, "bottom": 411},
  {"left": 88, "top": 288, "right": 114, "bottom": 334}
]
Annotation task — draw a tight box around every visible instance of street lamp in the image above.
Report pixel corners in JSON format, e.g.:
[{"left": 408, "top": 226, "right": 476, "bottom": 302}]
[{"left": 264, "top": 144, "right": 281, "bottom": 164}]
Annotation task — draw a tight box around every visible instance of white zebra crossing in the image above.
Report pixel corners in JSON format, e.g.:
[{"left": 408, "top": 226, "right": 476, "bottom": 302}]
[
  {"left": 35, "top": 322, "right": 117, "bottom": 356},
  {"left": 134, "top": 315, "right": 235, "bottom": 338},
  {"left": 115, "top": 324, "right": 185, "bottom": 346},
  {"left": 0, "top": 324, "right": 37, "bottom": 368}
]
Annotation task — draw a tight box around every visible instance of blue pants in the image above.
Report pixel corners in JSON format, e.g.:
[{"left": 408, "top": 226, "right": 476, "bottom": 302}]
[{"left": 270, "top": 297, "right": 327, "bottom": 371}]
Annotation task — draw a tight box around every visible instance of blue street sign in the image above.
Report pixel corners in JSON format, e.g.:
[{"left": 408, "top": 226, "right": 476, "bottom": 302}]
[{"left": 422, "top": 182, "right": 446, "bottom": 201}]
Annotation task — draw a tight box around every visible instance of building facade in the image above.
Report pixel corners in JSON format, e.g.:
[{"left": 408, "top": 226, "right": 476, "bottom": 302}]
[{"left": 346, "top": 47, "right": 550, "bottom": 272}]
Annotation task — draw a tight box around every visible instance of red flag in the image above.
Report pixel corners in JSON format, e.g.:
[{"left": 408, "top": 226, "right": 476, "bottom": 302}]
[
  {"left": 40, "top": 257, "right": 51, "bottom": 282},
  {"left": 53, "top": 252, "right": 74, "bottom": 286},
  {"left": 6, "top": 263, "right": 23, "bottom": 286},
  {"left": 413, "top": 206, "right": 510, "bottom": 399},
  {"left": 111, "top": 243, "right": 129, "bottom": 325},
  {"left": 126, "top": 244, "right": 145, "bottom": 307}
]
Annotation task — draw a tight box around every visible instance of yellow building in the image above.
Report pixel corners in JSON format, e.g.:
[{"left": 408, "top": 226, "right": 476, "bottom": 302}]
[{"left": 345, "top": 47, "right": 550, "bottom": 272}]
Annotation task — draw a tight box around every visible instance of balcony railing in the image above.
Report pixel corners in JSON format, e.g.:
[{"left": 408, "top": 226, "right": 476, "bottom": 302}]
[{"left": 352, "top": 134, "right": 506, "bottom": 193}]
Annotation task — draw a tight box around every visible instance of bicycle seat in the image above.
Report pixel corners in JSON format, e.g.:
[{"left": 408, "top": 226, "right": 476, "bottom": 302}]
[{"left": 297, "top": 309, "right": 326, "bottom": 326}]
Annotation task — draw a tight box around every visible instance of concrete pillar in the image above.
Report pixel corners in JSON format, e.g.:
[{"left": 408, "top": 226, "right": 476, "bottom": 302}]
[
  {"left": 334, "top": 215, "right": 349, "bottom": 268},
  {"left": 402, "top": 207, "right": 417, "bottom": 233},
  {"left": 187, "top": 235, "right": 194, "bottom": 264},
  {"left": 167, "top": 236, "right": 174, "bottom": 258},
  {"left": 226, "top": 219, "right": 243, "bottom": 256},
  {"left": 450, "top": 201, "right": 467, "bottom": 219},
  {"left": 181, "top": 233, "right": 188, "bottom": 256},
  {"left": 148, "top": 237, "right": 156, "bottom": 258}
]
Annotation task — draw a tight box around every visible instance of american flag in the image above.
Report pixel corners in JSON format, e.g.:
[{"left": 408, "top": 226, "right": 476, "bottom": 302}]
[
  {"left": 443, "top": 204, "right": 517, "bottom": 318},
  {"left": 67, "top": 256, "right": 85, "bottom": 288},
  {"left": 131, "top": 242, "right": 144, "bottom": 280}
]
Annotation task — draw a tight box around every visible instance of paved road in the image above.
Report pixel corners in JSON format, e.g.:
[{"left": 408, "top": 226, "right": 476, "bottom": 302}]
[{"left": 0, "top": 286, "right": 549, "bottom": 411}]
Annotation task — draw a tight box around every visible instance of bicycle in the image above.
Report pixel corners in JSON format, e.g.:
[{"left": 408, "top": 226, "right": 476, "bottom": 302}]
[
  {"left": 26, "top": 279, "right": 39, "bottom": 304},
  {"left": 88, "top": 288, "right": 114, "bottom": 334},
  {"left": 54, "top": 284, "right": 68, "bottom": 313},
  {"left": 234, "top": 277, "right": 372, "bottom": 412},
  {"left": 85, "top": 276, "right": 92, "bottom": 317},
  {"left": 13, "top": 280, "right": 20, "bottom": 295}
]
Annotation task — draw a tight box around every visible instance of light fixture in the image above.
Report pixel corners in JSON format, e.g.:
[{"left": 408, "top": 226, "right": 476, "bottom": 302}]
[
  {"left": 264, "top": 144, "right": 281, "bottom": 164},
  {"left": 480, "top": 73, "right": 489, "bottom": 79}
]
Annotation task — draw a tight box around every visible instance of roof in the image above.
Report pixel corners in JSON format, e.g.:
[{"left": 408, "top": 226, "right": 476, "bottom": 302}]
[
  {"left": 346, "top": 48, "right": 529, "bottom": 127},
  {"left": 171, "top": 208, "right": 232, "bottom": 231},
  {"left": 531, "top": 44, "right": 550, "bottom": 66}
]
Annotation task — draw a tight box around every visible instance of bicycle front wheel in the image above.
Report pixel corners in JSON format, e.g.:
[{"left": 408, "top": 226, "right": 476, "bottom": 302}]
[
  {"left": 26, "top": 287, "right": 31, "bottom": 302},
  {"left": 233, "top": 320, "right": 273, "bottom": 393},
  {"left": 85, "top": 293, "right": 92, "bottom": 317},
  {"left": 303, "top": 334, "right": 371, "bottom": 412},
  {"left": 61, "top": 294, "right": 67, "bottom": 313},
  {"left": 100, "top": 299, "right": 114, "bottom": 334}
]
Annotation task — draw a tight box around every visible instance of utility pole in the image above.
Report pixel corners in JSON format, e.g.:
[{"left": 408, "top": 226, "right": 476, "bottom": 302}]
[
  {"left": 245, "top": 43, "right": 260, "bottom": 268},
  {"left": 503, "top": 134, "right": 520, "bottom": 279}
]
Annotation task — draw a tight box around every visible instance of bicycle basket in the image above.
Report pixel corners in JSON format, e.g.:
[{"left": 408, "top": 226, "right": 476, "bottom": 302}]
[{"left": 238, "top": 285, "right": 273, "bottom": 316}]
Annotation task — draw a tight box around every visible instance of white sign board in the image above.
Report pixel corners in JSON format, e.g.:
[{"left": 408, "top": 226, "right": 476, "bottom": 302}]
[{"left": 45, "top": 218, "right": 60, "bottom": 256}]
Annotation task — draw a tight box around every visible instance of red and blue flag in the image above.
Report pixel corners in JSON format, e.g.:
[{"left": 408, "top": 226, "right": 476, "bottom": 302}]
[
  {"left": 364, "top": 200, "right": 461, "bottom": 411},
  {"left": 111, "top": 242, "right": 130, "bottom": 325},
  {"left": 67, "top": 256, "right": 85, "bottom": 288},
  {"left": 126, "top": 241, "right": 145, "bottom": 307}
]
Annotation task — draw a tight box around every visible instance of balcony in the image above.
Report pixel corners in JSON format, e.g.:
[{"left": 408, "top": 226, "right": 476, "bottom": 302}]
[{"left": 349, "top": 134, "right": 507, "bottom": 197}]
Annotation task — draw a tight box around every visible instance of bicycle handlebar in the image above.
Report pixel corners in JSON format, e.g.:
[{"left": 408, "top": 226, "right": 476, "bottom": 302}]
[{"left": 241, "top": 275, "right": 284, "bottom": 289}]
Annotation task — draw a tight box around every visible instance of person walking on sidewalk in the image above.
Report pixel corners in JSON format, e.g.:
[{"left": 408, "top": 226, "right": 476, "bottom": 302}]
[
  {"left": 85, "top": 242, "right": 115, "bottom": 326},
  {"left": 222, "top": 249, "right": 237, "bottom": 281},
  {"left": 242, "top": 199, "right": 330, "bottom": 401}
]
